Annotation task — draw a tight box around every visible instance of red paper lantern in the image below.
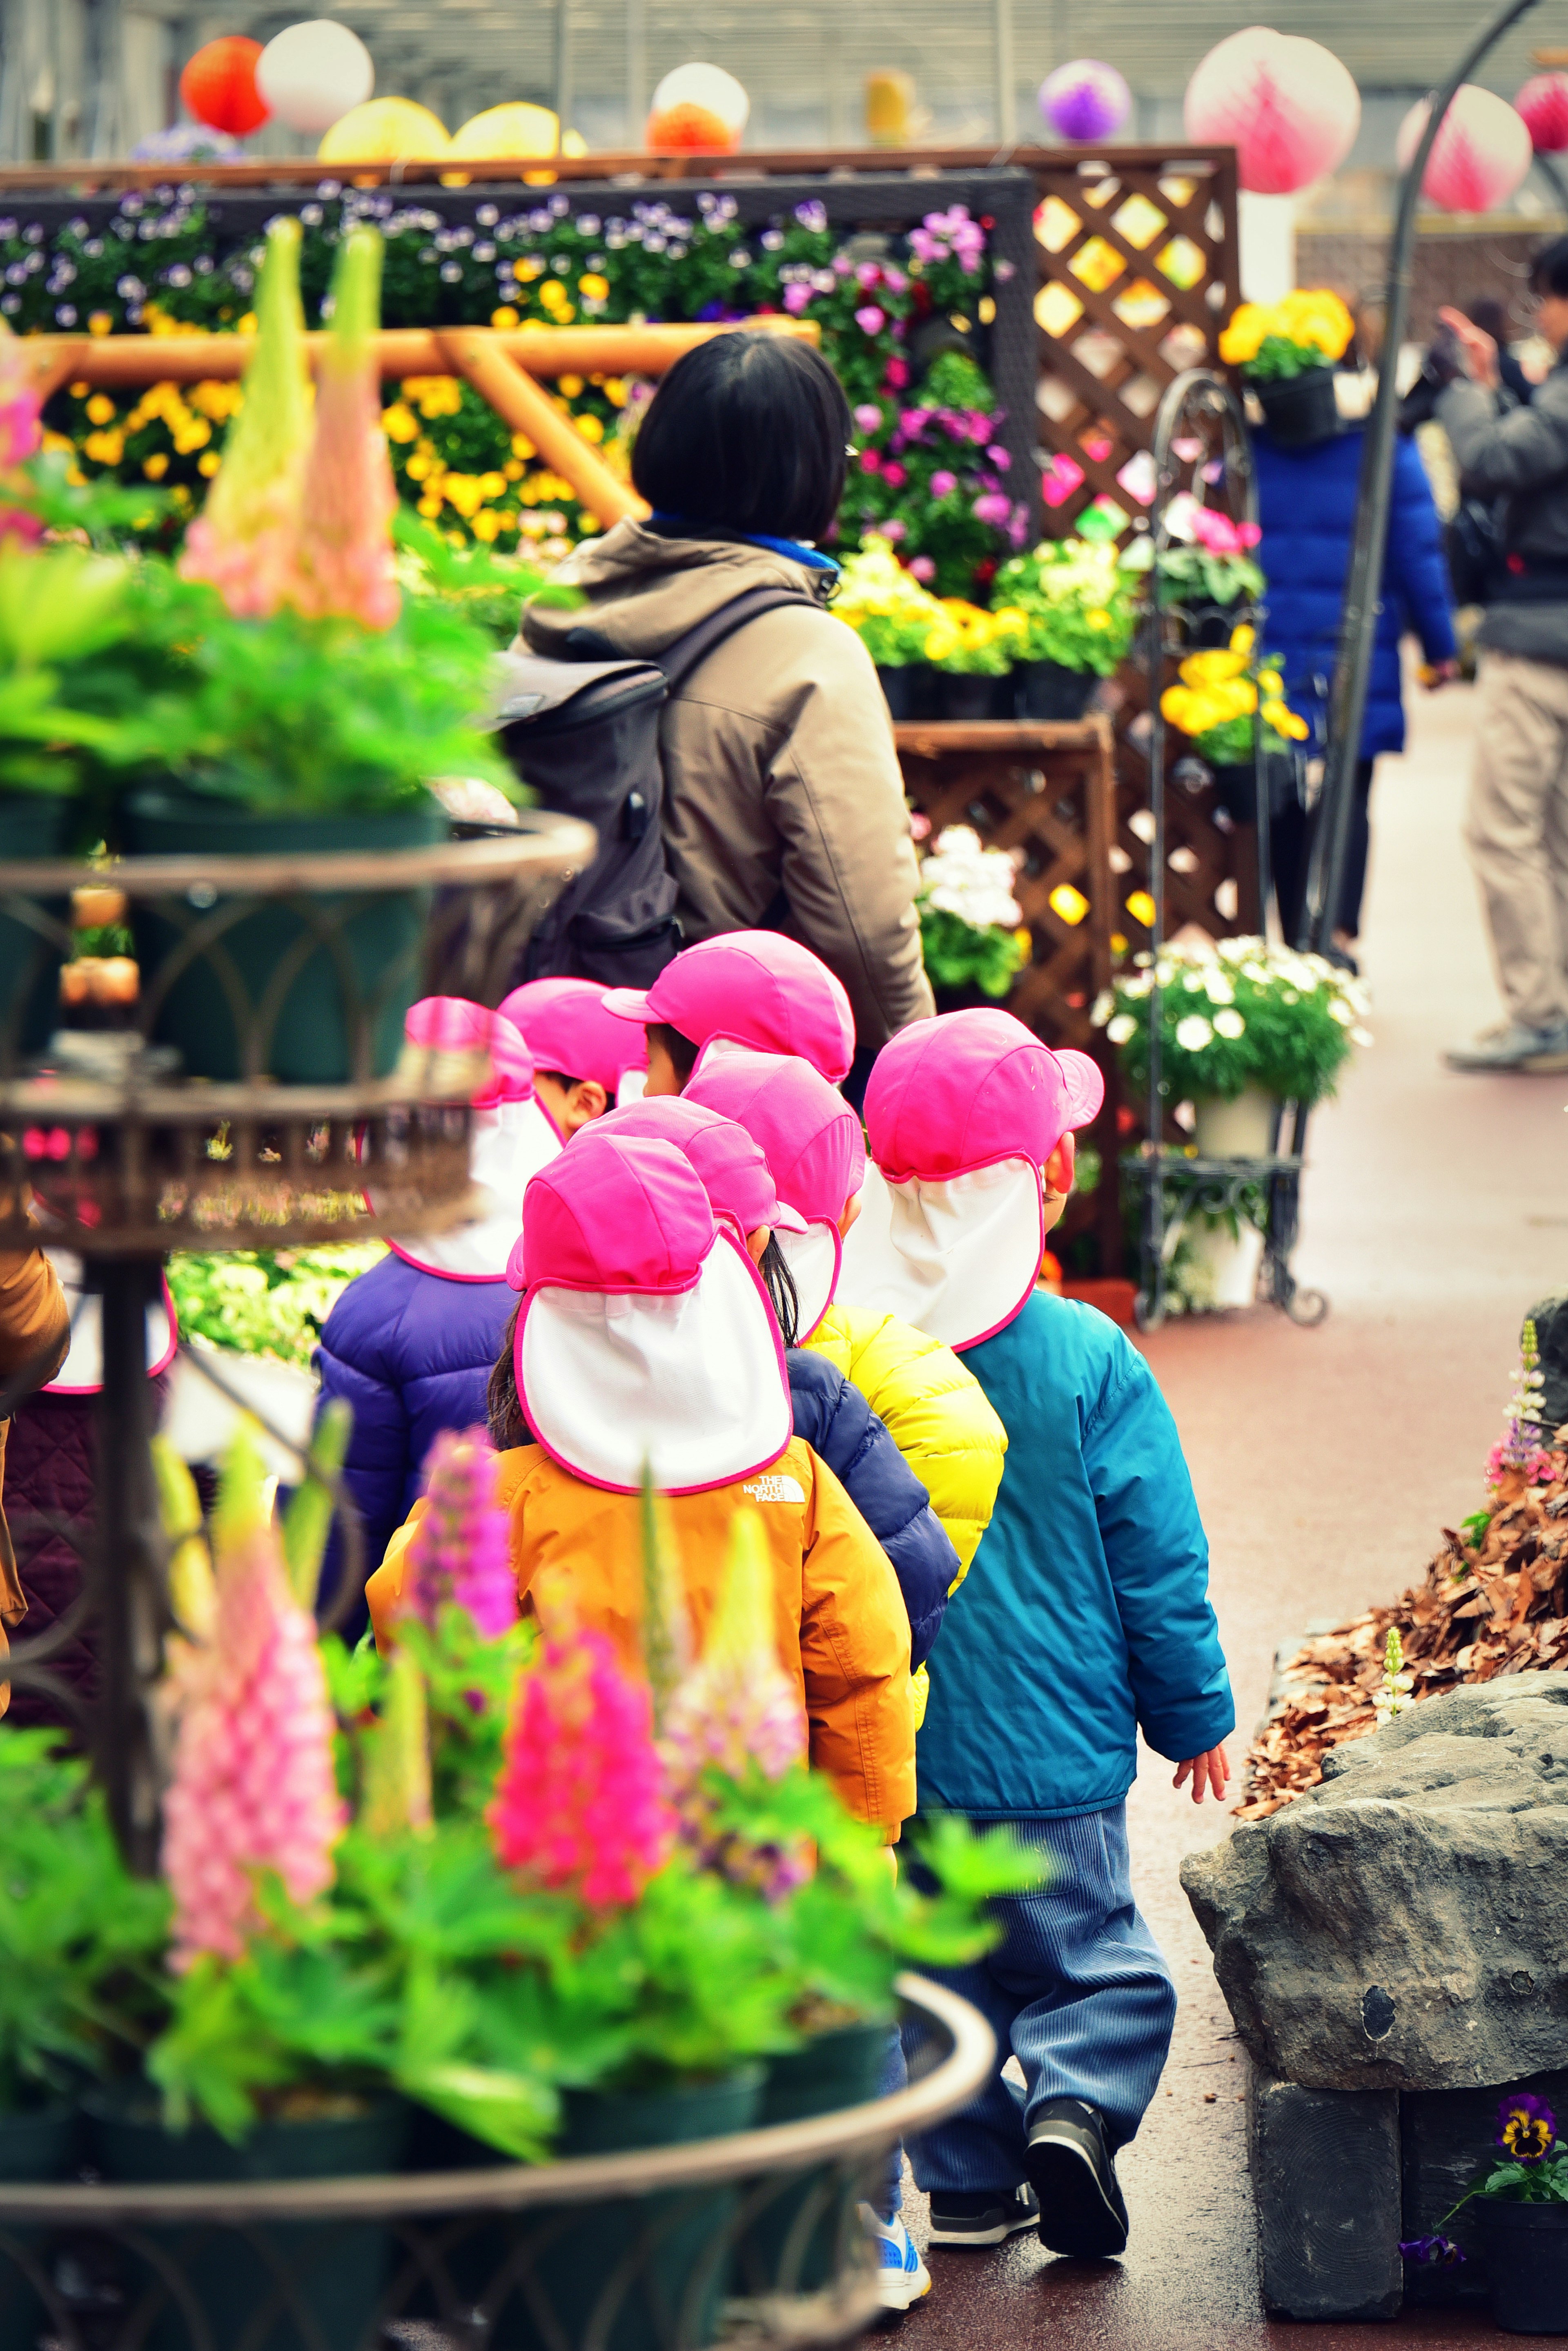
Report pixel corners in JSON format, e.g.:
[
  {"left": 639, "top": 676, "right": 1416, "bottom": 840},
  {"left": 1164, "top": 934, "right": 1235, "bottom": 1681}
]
[
  {"left": 179, "top": 37, "right": 270, "bottom": 138},
  {"left": 1183, "top": 27, "right": 1359, "bottom": 196},
  {"left": 646, "top": 102, "right": 737, "bottom": 154},
  {"left": 1517, "top": 72, "right": 1568, "bottom": 156},
  {"left": 1396, "top": 86, "right": 1531, "bottom": 215}
]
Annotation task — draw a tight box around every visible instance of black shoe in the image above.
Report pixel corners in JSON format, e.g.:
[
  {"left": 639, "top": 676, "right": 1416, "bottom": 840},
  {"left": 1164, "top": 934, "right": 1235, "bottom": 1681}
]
[
  {"left": 1025, "top": 2099, "right": 1129, "bottom": 2259},
  {"left": 926, "top": 2183, "right": 1039, "bottom": 2247}
]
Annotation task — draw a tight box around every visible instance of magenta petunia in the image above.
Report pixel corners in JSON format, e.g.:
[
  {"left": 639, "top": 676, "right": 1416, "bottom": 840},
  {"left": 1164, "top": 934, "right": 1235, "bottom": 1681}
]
[
  {"left": 855, "top": 305, "right": 886, "bottom": 336},
  {"left": 930, "top": 468, "right": 957, "bottom": 499}
]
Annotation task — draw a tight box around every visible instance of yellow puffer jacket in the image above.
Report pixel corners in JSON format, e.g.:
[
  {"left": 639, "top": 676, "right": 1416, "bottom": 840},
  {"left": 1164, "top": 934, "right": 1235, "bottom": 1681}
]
[{"left": 805, "top": 1303, "right": 1007, "bottom": 1724}]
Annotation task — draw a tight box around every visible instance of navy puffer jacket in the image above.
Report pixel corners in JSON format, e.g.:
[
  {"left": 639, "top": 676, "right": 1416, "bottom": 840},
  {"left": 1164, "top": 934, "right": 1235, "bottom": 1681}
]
[
  {"left": 786, "top": 1347, "right": 955, "bottom": 1668},
  {"left": 314, "top": 1252, "right": 514, "bottom": 1598}
]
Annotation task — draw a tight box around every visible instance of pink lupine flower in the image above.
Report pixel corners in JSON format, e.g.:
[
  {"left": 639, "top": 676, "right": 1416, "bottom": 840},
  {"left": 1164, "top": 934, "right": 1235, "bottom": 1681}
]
[
  {"left": 855, "top": 306, "right": 886, "bottom": 336},
  {"left": 162, "top": 1431, "right": 344, "bottom": 1969},
  {"left": 488, "top": 1628, "right": 673, "bottom": 1907},
  {"left": 402, "top": 1428, "right": 518, "bottom": 1640},
  {"left": 662, "top": 1512, "right": 809, "bottom": 1900},
  {"left": 287, "top": 228, "right": 399, "bottom": 629},
  {"left": 180, "top": 219, "right": 311, "bottom": 617}
]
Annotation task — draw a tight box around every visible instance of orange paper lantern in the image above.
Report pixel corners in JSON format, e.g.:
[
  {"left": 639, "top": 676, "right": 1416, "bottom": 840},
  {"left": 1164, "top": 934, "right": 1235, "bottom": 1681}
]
[
  {"left": 179, "top": 36, "right": 270, "bottom": 138},
  {"left": 646, "top": 102, "right": 736, "bottom": 153}
]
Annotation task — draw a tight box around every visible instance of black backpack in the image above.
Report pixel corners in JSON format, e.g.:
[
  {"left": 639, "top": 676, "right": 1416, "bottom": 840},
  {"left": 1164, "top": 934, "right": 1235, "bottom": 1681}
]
[{"left": 493, "top": 585, "right": 816, "bottom": 989}]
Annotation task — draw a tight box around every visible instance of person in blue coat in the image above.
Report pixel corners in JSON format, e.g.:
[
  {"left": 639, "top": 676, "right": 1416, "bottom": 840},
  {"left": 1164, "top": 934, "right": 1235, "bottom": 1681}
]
[
  {"left": 1253, "top": 395, "right": 1458, "bottom": 952},
  {"left": 838, "top": 1010, "right": 1234, "bottom": 2264},
  {"left": 315, "top": 999, "right": 564, "bottom": 1609}
]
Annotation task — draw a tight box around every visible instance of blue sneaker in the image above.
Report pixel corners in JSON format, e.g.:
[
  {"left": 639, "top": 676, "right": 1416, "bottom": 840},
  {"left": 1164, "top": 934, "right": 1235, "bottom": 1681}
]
[{"left": 858, "top": 2204, "right": 932, "bottom": 2311}]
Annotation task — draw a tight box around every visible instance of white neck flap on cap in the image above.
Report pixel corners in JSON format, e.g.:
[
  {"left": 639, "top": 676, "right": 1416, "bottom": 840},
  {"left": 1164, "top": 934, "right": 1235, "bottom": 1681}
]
[
  {"left": 775, "top": 1220, "right": 841, "bottom": 1342},
  {"left": 836, "top": 1158, "right": 1045, "bottom": 1351},
  {"left": 385, "top": 1099, "right": 563, "bottom": 1280},
  {"left": 43, "top": 1251, "right": 177, "bottom": 1394},
  {"left": 517, "top": 1229, "right": 793, "bottom": 1495}
]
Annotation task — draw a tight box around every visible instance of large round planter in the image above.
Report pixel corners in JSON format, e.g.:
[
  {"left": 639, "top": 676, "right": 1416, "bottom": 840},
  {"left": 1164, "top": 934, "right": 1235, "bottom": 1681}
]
[
  {"left": 123, "top": 792, "right": 446, "bottom": 1084},
  {"left": 737, "top": 2020, "right": 890, "bottom": 2297},
  {"left": 1017, "top": 660, "right": 1098, "bottom": 722},
  {"left": 1479, "top": 2199, "right": 1568, "bottom": 2333},
  {"left": 0, "top": 2104, "right": 77, "bottom": 2351},
  {"left": 1179, "top": 1211, "right": 1265, "bottom": 1313},
  {"left": 0, "top": 796, "right": 69, "bottom": 1066},
  {"left": 83, "top": 2091, "right": 409, "bottom": 2351},
  {"left": 1253, "top": 367, "right": 1339, "bottom": 451},
  {"left": 1191, "top": 1086, "right": 1278, "bottom": 1158},
  {"left": 408, "top": 2068, "right": 765, "bottom": 2351}
]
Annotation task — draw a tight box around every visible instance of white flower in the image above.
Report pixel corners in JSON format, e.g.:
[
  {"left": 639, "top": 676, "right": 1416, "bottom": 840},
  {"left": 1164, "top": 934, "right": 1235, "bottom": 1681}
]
[
  {"left": 1327, "top": 999, "right": 1354, "bottom": 1026},
  {"left": 1175, "top": 1014, "right": 1214, "bottom": 1052},
  {"left": 1212, "top": 1008, "right": 1246, "bottom": 1039},
  {"left": 1282, "top": 989, "right": 1298, "bottom": 1005},
  {"left": 1106, "top": 1013, "right": 1137, "bottom": 1045},
  {"left": 1089, "top": 989, "right": 1114, "bottom": 1028},
  {"left": 1241, "top": 962, "right": 1270, "bottom": 984},
  {"left": 1351, "top": 1025, "right": 1374, "bottom": 1047},
  {"left": 1203, "top": 973, "right": 1235, "bottom": 1005},
  {"left": 1183, "top": 970, "right": 1207, "bottom": 993}
]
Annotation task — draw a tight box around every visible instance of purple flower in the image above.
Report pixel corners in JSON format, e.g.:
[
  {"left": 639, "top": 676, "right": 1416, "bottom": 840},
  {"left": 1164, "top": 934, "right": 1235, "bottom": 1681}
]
[
  {"left": 1400, "top": 2237, "right": 1466, "bottom": 2268},
  {"left": 930, "top": 468, "right": 957, "bottom": 498},
  {"left": 794, "top": 200, "right": 828, "bottom": 233},
  {"left": 973, "top": 491, "right": 1013, "bottom": 526},
  {"left": 853, "top": 401, "right": 882, "bottom": 433},
  {"left": 855, "top": 305, "right": 886, "bottom": 335},
  {"left": 1498, "top": 2094, "right": 1557, "bottom": 2163},
  {"left": 782, "top": 283, "right": 812, "bottom": 315}
]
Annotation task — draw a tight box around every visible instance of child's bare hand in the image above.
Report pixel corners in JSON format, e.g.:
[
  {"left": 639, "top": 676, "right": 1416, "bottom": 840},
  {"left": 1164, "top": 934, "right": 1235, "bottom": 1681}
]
[{"left": 1173, "top": 1744, "right": 1231, "bottom": 1804}]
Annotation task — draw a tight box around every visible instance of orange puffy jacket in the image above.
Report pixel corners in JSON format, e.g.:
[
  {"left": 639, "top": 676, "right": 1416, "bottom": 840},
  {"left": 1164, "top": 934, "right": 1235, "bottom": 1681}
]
[{"left": 368, "top": 1437, "right": 918, "bottom": 1840}]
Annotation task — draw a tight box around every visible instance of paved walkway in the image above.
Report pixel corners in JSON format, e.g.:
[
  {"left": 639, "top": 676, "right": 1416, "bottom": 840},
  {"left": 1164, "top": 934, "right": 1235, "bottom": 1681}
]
[{"left": 897, "top": 677, "right": 1568, "bottom": 2346}]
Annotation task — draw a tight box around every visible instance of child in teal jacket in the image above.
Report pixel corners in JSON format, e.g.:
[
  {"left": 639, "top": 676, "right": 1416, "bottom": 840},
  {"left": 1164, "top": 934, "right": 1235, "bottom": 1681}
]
[{"left": 838, "top": 1008, "right": 1234, "bottom": 2261}]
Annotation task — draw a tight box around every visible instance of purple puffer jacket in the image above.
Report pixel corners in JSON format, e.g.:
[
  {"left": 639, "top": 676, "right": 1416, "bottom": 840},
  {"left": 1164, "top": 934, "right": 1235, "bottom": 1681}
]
[{"left": 314, "top": 1253, "right": 515, "bottom": 1606}]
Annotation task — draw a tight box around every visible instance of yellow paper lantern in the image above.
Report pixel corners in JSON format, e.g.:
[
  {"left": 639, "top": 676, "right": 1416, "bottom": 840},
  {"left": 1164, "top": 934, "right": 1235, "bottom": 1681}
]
[
  {"left": 865, "top": 69, "right": 916, "bottom": 147},
  {"left": 450, "top": 102, "right": 561, "bottom": 159},
  {"left": 317, "top": 96, "right": 449, "bottom": 165}
]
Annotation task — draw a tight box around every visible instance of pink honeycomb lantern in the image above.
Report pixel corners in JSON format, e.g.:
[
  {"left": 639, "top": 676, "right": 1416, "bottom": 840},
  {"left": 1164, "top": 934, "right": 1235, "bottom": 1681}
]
[
  {"left": 1516, "top": 71, "right": 1568, "bottom": 156},
  {"left": 1183, "top": 27, "right": 1360, "bottom": 196},
  {"left": 1396, "top": 86, "right": 1532, "bottom": 214},
  {"left": 1039, "top": 59, "right": 1130, "bottom": 144}
]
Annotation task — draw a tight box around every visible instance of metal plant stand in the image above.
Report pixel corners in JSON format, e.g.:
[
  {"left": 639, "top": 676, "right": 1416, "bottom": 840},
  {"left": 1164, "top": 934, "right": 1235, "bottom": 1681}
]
[{"left": 1125, "top": 366, "right": 1326, "bottom": 1332}]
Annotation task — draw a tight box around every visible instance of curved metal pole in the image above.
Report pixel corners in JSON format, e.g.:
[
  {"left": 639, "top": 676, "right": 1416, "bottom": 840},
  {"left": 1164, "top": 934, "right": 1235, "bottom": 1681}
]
[{"left": 1300, "top": 0, "right": 1544, "bottom": 958}]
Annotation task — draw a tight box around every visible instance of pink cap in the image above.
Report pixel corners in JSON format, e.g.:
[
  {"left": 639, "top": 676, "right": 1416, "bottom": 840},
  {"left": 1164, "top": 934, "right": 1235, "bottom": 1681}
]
[
  {"left": 685, "top": 1051, "right": 866, "bottom": 1225},
  {"left": 601, "top": 932, "right": 855, "bottom": 1084},
  {"left": 864, "top": 1009, "right": 1105, "bottom": 1181},
  {"left": 508, "top": 1132, "right": 715, "bottom": 1296},
  {"left": 405, "top": 996, "right": 534, "bottom": 1107},
  {"left": 592, "top": 1095, "right": 808, "bottom": 1236},
  {"left": 498, "top": 977, "right": 649, "bottom": 1094}
]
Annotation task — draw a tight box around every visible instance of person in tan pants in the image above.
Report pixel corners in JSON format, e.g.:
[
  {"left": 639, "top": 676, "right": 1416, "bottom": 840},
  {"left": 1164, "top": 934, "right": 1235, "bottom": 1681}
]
[{"left": 0, "top": 1245, "right": 70, "bottom": 1713}]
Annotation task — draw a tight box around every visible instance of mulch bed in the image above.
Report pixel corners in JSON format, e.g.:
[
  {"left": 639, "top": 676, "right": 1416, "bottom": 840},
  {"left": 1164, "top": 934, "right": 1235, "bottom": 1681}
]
[{"left": 1236, "top": 1458, "right": 1568, "bottom": 1821}]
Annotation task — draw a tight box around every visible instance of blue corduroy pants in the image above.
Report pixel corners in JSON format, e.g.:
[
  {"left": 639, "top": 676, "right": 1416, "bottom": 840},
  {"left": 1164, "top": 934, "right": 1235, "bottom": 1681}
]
[{"left": 902, "top": 1806, "right": 1176, "bottom": 2196}]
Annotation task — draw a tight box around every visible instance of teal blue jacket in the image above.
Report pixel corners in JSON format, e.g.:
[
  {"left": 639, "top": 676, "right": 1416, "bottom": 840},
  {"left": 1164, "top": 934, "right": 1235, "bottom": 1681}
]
[{"left": 914, "top": 1292, "right": 1233, "bottom": 1819}]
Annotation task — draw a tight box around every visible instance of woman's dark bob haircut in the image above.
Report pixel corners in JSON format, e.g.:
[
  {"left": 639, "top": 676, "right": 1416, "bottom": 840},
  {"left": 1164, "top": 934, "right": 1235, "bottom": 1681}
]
[
  {"left": 632, "top": 331, "right": 853, "bottom": 543},
  {"left": 1531, "top": 233, "right": 1568, "bottom": 300}
]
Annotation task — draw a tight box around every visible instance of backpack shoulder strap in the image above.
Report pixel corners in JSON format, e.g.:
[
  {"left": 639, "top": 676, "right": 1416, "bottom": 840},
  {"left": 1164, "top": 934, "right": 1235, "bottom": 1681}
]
[{"left": 655, "top": 584, "right": 823, "bottom": 698}]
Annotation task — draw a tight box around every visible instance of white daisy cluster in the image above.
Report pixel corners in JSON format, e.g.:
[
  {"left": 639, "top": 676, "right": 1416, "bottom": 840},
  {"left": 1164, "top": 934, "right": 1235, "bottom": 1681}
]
[
  {"left": 1090, "top": 935, "right": 1373, "bottom": 1053},
  {"left": 918, "top": 825, "right": 1024, "bottom": 934}
]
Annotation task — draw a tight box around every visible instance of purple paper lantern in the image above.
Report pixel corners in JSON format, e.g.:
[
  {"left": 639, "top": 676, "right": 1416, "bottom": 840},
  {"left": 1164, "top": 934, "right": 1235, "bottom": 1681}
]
[{"left": 1040, "top": 58, "right": 1130, "bottom": 144}]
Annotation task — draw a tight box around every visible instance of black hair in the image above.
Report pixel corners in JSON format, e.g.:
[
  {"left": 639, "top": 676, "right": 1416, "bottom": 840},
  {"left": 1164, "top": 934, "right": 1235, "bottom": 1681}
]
[
  {"left": 631, "top": 331, "right": 853, "bottom": 543},
  {"left": 538, "top": 1068, "right": 585, "bottom": 1091},
  {"left": 647, "top": 1021, "right": 699, "bottom": 1086},
  {"left": 759, "top": 1232, "right": 800, "bottom": 1349},
  {"left": 488, "top": 1298, "right": 529, "bottom": 1451},
  {"left": 1466, "top": 295, "right": 1509, "bottom": 344},
  {"left": 1531, "top": 235, "right": 1568, "bottom": 300}
]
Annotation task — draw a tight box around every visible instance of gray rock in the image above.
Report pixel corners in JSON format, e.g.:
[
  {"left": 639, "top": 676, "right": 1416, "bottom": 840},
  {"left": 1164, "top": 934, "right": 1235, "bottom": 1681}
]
[
  {"left": 1181, "top": 1674, "right": 1568, "bottom": 2090},
  {"left": 1247, "top": 2071, "right": 1402, "bottom": 2319},
  {"left": 1530, "top": 1289, "right": 1568, "bottom": 1438}
]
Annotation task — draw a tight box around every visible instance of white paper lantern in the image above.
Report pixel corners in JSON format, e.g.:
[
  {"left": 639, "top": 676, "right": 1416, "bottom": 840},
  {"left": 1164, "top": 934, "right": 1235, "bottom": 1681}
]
[
  {"left": 257, "top": 20, "right": 374, "bottom": 137},
  {"left": 1396, "top": 85, "right": 1532, "bottom": 215},
  {"left": 1184, "top": 27, "right": 1360, "bottom": 196},
  {"left": 648, "top": 62, "right": 749, "bottom": 138}
]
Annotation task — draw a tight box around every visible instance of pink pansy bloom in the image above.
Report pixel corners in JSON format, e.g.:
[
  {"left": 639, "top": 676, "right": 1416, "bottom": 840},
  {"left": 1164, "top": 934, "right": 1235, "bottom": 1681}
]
[
  {"left": 488, "top": 1628, "right": 673, "bottom": 1908},
  {"left": 855, "top": 306, "right": 886, "bottom": 336},
  {"left": 882, "top": 460, "right": 906, "bottom": 488},
  {"left": 853, "top": 402, "right": 882, "bottom": 433},
  {"left": 930, "top": 468, "right": 957, "bottom": 498},
  {"left": 883, "top": 266, "right": 908, "bottom": 293},
  {"left": 908, "top": 555, "right": 936, "bottom": 581}
]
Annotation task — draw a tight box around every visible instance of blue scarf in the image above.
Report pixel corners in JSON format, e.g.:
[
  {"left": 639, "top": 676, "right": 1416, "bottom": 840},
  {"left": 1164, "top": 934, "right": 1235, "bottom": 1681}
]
[{"left": 649, "top": 513, "right": 840, "bottom": 577}]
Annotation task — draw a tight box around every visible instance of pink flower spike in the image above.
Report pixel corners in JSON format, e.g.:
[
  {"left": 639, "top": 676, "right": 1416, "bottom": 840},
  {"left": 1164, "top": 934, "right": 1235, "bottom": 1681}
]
[
  {"left": 287, "top": 227, "right": 399, "bottom": 629},
  {"left": 402, "top": 1427, "right": 517, "bottom": 1640}
]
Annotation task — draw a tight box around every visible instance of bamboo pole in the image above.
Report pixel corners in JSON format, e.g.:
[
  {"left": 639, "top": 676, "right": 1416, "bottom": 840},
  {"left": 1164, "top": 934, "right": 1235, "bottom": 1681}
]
[
  {"left": 20, "top": 316, "right": 816, "bottom": 402},
  {"left": 433, "top": 326, "right": 647, "bottom": 525}
]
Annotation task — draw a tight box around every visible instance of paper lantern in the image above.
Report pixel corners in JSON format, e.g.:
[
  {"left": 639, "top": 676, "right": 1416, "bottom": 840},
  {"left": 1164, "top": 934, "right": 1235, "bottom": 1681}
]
[
  {"left": 1516, "top": 71, "right": 1568, "bottom": 156},
  {"left": 1183, "top": 27, "right": 1359, "bottom": 196},
  {"left": 1040, "top": 59, "right": 1130, "bottom": 144},
  {"left": 450, "top": 102, "right": 561, "bottom": 159},
  {"left": 647, "top": 62, "right": 748, "bottom": 146},
  {"left": 647, "top": 103, "right": 736, "bottom": 153},
  {"left": 1396, "top": 87, "right": 1531, "bottom": 215},
  {"left": 316, "top": 97, "right": 449, "bottom": 165},
  {"left": 865, "top": 69, "right": 917, "bottom": 147},
  {"left": 256, "top": 22, "right": 374, "bottom": 137},
  {"left": 179, "top": 36, "right": 269, "bottom": 138}
]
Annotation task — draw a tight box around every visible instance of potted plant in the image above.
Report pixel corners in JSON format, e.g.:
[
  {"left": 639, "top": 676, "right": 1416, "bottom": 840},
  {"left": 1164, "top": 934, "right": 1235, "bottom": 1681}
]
[
  {"left": 921, "top": 598, "right": 1027, "bottom": 720},
  {"left": 831, "top": 535, "right": 947, "bottom": 718},
  {"left": 1401, "top": 2090, "right": 1568, "bottom": 2333},
  {"left": 1218, "top": 287, "right": 1356, "bottom": 448},
  {"left": 915, "top": 821, "right": 1030, "bottom": 1010},
  {"left": 991, "top": 524, "right": 1138, "bottom": 719},
  {"left": 1093, "top": 933, "right": 1371, "bottom": 1157},
  {"left": 1134, "top": 493, "right": 1265, "bottom": 645},
  {"left": 1159, "top": 625, "right": 1310, "bottom": 827}
]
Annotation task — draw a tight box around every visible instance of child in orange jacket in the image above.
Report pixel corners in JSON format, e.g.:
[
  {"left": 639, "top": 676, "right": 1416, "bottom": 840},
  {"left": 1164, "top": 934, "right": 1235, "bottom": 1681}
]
[{"left": 367, "top": 1129, "right": 915, "bottom": 1842}]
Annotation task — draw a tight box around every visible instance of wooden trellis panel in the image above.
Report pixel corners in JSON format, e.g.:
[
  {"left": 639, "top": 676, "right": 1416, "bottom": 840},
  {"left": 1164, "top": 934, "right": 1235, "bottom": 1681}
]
[{"left": 895, "top": 718, "right": 1121, "bottom": 1274}]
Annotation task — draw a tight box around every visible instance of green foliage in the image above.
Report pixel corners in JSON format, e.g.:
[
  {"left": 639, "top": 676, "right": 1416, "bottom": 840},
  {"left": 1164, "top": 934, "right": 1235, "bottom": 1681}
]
[
  {"left": 1244, "top": 333, "right": 1326, "bottom": 384},
  {"left": 1155, "top": 543, "right": 1266, "bottom": 610},
  {"left": 991, "top": 537, "right": 1138, "bottom": 676},
  {"left": 0, "top": 1732, "right": 170, "bottom": 2108},
  {"left": 165, "top": 1246, "right": 385, "bottom": 1371},
  {"left": 1101, "top": 937, "right": 1369, "bottom": 1110},
  {"left": 392, "top": 506, "right": 582, "bottom": 645},
  {"left": 919, "top": 906, "right": 1027, "bottom": 998}
]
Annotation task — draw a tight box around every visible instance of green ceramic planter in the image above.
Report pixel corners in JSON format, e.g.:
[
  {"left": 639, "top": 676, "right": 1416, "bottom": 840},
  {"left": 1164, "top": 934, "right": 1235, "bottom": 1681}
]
[
  {"left": 0, "top": 2103, "right": 78, "bottom": 2351},
  {"left": 123, "top": 792, "right": 445, "bottom": 1083},
  {"left": 0, "top": 797, "right": 69, "bottom": 1066},
  {"left": 83, "top": 2091, "right": 409, "bottom": 2351},
  {"left": 737, "top": 2020, "right": 890, "bottom": 2296}
]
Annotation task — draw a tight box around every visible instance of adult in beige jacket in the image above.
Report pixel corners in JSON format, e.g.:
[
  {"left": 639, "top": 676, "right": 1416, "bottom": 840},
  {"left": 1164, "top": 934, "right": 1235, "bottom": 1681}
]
[{"left": 521, "top": 334, "right": 933, "bottom": 1053}]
